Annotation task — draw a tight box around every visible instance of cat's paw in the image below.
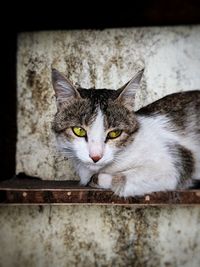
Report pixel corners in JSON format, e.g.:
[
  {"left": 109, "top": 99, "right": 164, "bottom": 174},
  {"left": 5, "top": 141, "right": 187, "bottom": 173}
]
[
  {"left": 88, "top": 174, "right": 101, "bottom": 188},
  {"left": 89, "top": 173, "right": 112, "bottom": 189}
]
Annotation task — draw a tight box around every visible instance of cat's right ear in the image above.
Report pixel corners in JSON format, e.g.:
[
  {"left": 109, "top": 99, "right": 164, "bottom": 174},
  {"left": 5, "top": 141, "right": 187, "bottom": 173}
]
[{"left": 51, "top": 68, "right": 80, "bottom": 106}]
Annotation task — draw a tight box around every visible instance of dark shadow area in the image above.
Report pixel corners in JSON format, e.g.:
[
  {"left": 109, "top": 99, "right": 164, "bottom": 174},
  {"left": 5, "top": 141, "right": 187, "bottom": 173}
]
[{"left": 1, "top": 0, "right": 200, "bottom": 180}]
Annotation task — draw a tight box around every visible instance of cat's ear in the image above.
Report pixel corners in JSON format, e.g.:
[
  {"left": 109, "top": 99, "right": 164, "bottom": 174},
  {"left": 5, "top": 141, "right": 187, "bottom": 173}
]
[
  {"left": 117, "top": 69, "right": 144, "bottom": 108},
  {"left": 51, "top": 68, "right": 80, "bottom": 106}
]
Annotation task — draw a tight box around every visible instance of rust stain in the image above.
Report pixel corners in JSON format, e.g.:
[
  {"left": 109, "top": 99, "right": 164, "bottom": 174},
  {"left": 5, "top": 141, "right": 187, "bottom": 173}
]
[{"left": 133, "top": 207, "right": 160, "bottom": 267}]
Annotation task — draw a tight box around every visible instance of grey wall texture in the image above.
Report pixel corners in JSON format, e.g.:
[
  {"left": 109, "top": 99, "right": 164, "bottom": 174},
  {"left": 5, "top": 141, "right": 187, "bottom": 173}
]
[
  {"left": 0, "top": 206, "right": 200, "bottom": 267},
  {"left": 16, "top": 26, "right": 200, "bottom": 180}
]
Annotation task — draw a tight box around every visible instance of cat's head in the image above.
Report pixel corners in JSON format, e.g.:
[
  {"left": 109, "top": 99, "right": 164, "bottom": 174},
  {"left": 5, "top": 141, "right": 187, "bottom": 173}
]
[{"left": 52, "top": 69, "right": 143, "bottom": 171}]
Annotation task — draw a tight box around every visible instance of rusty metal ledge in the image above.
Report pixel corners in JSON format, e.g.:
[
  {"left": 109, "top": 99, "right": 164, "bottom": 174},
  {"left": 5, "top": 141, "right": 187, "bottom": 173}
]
[{"left": 0, "top": 175, "right": 200, "bottom": 205}]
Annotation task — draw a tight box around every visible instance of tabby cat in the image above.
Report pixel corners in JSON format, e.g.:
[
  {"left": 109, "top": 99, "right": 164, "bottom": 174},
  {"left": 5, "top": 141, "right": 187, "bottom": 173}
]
[{"left": 52, "top": 68, "right": 200, "bottom": 197}]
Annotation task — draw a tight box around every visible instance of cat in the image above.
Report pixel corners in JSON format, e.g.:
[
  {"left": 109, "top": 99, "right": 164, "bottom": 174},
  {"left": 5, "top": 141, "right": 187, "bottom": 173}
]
[{"left": 52, "top": 68, "right": 200, "bottom": 197}]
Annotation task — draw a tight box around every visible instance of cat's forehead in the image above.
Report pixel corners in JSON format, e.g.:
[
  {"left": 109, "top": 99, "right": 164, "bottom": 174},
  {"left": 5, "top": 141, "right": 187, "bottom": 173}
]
[
  {"left": 77, "top": 88, "right": 120, "bottom": 110},
  {"left": 77, "top": 88, "right": 120, "bottom": 98}
]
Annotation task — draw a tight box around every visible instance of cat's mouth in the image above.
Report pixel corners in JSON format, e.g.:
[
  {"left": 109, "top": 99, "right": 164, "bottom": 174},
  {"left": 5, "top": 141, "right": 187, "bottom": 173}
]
[
  {"left": 86, "top": 158, "right": 114, "bottom": 171},
  {"left": 86, "top": 163, "right": 105, "bottom": 171}
]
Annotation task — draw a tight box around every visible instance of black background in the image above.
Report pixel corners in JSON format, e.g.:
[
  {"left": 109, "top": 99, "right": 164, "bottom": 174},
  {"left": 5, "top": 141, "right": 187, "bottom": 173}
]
[{"left": 1, "top": 0, "right": 200, "bottom": 180}]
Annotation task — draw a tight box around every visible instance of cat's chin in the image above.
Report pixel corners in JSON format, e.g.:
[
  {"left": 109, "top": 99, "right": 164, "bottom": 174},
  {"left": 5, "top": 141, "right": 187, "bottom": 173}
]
[{"left": 84, "top": 162, "right": 106, "bottom": 172}]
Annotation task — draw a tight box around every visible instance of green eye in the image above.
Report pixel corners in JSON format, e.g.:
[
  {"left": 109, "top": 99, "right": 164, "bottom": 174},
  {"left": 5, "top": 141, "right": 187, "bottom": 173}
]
[
  {"left": 72, "top": 127, "right": 87, "bottom": 137},
  {"left": 107, "top": 129, "right": 122, "bottom": 139}
]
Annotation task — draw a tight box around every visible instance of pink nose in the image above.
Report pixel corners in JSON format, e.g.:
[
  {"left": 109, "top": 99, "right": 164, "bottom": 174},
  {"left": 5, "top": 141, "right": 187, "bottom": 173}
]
[{"left": 90, "top": 155, "right": 102, "bottom": 163}]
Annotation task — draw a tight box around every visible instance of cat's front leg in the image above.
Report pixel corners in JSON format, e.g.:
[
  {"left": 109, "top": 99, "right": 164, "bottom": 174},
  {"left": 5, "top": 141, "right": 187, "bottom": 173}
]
[
  {"left": 89, "top": 170, "right": 178, "bottom": 197},
  {"left": 89, "top": 173, "right": 126, "bottom": 195},
  {"left": 75, "top": 164, "right": 95, "bottom": 186},
  {"left": 90, "top": 167, "right": 179, "bottom": 197},
  {"left": 89, "top": 173, "right": 113, "bottom": 189}
]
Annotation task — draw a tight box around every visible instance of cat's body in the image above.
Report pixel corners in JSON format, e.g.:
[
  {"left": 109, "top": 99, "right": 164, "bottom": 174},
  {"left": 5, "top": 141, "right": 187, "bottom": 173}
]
[{"left": 52, "top": 69, "right": 200, "bottom": 197}]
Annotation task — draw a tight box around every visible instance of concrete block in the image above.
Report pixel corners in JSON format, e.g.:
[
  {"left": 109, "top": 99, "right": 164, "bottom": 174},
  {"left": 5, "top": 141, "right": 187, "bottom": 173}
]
[{"left": 0, "top": 206, "right": 200, "bottom": 267}]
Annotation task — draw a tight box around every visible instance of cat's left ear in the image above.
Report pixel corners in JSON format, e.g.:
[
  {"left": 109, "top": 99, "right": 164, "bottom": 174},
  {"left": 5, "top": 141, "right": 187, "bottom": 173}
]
[{"left": 117, "top": 69, "right": 144, "bottom": 108}]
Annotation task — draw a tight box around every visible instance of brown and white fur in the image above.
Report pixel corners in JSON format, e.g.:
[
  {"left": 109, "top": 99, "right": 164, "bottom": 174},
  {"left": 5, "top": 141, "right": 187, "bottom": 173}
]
[{"left": 52, "top": 68, "right": 200, "bottom": 197}]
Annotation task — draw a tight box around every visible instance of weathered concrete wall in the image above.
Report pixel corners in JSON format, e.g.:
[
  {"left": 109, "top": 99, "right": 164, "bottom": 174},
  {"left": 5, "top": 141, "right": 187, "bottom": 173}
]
[
  {"left": 16, "top": 26, "right": 200, "bottom": 180},
  {"left": 0, "top": 206, "right": 200, "bottom": 267}
]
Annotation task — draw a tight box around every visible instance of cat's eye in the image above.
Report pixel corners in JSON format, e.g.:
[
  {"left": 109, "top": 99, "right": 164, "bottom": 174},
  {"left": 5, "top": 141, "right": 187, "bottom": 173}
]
[
  {"left": 72, "top": 127, "right": 87, "bottom": 137},
  {"left": 107, "top": 129, "right": 122, "bottom": 139}
]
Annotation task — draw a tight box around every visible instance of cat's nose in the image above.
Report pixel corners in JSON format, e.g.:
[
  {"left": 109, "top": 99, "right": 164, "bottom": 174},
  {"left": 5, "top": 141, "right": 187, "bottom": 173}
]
[{"left": 90, "top": 155, "right": 102, "bottom": 163}]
